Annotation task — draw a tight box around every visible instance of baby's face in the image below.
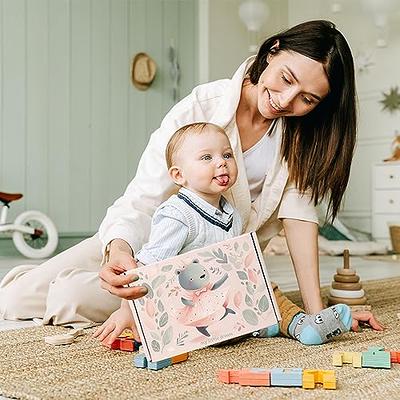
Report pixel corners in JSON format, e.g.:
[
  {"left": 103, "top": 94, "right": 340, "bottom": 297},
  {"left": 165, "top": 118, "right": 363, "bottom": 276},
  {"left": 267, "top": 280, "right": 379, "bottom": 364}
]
[{"left": 174, "top": 128, "right": 238, "bottom": 198}]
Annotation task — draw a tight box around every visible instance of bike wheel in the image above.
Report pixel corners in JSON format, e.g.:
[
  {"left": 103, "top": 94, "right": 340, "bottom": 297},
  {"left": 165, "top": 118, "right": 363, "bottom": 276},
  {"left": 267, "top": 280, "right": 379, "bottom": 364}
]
[{"left": 12, "top": 211, "right": 58, "bottom": 259}]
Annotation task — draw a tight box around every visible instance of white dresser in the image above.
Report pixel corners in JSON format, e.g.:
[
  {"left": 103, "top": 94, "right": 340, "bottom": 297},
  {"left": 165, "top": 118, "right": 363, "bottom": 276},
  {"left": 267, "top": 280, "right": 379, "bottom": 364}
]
[{"left": 371, "top": 161, "right": 400, "bottom": 249}]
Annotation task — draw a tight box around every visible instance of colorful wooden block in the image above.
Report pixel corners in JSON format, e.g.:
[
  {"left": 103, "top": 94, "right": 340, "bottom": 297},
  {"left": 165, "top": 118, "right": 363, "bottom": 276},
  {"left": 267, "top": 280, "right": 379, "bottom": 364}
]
[
  {"left": 303, "top": 370, "right": 336, "bottom": 390},
  {"left": 270, "top": 368, "right": 303, "bottom": 387},
  {"left": 171, "top": 353, "right": 189, "bottom": 364},
  {"left": 390, "top": 351, "right": 400, "bottom": 364},
  {"left": 333, "top": 352, "right": 362, "bottom": 368},
  {"left": 134, "top": 353, "right": 148, "bottom": 368},
  {"left": 147, "top": 358, "right": 172, "bottom": 371},
  {"left": 238, "top": 368, "right": 270, "bottom": 387},
  {"left": 362, "top": 347, "right": 391, "bottom": 369}
]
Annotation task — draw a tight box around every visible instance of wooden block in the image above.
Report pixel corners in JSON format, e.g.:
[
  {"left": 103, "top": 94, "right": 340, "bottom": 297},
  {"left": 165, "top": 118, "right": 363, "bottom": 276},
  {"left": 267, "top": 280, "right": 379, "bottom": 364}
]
[
  {"left": 336, "top": 268, "right": 356, "bottom": 276},
  {"left": 362, "top": 347, "right": 391, "bottom": 369},
  {"left": 171, "top": 353, "right": 189, "bottom": 364},
  {"left": 332, "top": 352, "right": 343, "bottom": 366},
  {"left": 147, "top": 358, "right": 172, "bottom": 371},
  {"left": 217, "top": 369, "right": 240, "bottom": 384},
  {"left": 328, "top": 296, "right": 367, "bottom": 306},
  {"left": 353, "top": 352, "right": 362, "bottom": 368},
  {"left": 390, "top": 351, "right": 400, "bottom": 364},
  {"left": 133, "top": 353, "right": 148, "bottom": 368},
  {"left": 350, "top": 305, "right": 372, "bottom": 312},
  {"left": 238, "top": 368, "right": 270, "bottom": 387},
  {"left": 303, "top": 370, "right": 336, "bottom": 390},
  {"left": 332, "top": 281, "right": 362, "bottom": 290},
  {"left": 329, "top": 288, "right": 365, "bottom": 299},
  {"left": 270, "top": 368, "right": 303, "bottom": 387},
  {"left": 333, "top": 274, "right": 360, "bottom": 283}
]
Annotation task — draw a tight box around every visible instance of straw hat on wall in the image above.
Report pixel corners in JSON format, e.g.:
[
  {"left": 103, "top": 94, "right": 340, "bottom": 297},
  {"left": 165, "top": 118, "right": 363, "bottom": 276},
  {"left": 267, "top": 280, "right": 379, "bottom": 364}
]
[{"left": 131, "top": 52, "right": 157, "bottom": 91}]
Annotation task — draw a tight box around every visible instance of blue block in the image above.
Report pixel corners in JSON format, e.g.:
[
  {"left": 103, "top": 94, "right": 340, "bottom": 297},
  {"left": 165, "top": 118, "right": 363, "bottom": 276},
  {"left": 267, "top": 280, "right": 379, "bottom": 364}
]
[
  {"left": 147, "top": 358, "right": 172, "bottom": 371},
  {"left": 134, "top": 353, "right": 148, "bottom": 368},
  {"left": 270, "top": 368, "right": 303, "bottom": 387},
  {"left": 362, "top": 347, "right": 391, "bottom": 369}
]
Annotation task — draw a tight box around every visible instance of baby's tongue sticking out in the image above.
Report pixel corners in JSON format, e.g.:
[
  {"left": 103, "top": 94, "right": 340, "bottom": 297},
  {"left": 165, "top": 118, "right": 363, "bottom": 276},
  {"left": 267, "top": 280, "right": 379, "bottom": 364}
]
[{"left": 215, "top": 175, "right": 229, "bottom": 185}]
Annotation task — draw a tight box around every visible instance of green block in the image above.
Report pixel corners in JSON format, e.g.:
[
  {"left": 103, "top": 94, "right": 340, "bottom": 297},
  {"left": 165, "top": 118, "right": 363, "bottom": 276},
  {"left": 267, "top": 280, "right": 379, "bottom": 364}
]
[{"left": 362, "top": 347, "right": 391, "bottom": 369}]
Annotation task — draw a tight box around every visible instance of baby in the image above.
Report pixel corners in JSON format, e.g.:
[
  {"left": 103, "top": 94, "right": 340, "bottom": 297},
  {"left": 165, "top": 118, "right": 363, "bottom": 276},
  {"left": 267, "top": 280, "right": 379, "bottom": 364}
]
[{"left": 94, "top": 122, "right": 383, "bottom": 346}]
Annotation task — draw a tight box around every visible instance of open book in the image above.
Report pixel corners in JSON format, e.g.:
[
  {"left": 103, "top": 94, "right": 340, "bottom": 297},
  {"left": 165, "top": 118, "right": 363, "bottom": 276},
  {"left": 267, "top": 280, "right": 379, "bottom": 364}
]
[{"left": 127, "top": 232, "right": 281, "bottom": 362}]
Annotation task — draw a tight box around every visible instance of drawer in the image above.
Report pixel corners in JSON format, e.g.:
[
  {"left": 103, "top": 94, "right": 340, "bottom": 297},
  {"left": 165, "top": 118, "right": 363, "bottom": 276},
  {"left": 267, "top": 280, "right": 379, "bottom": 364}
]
[
  {"left": 372, "top": 214, "right": 400, "bottom": 238},
  {"left": 373, "top": 190, "right": 400, "bottom": 213},
  {"left": 374, "top": 164, "right": 400, "bottom": 189}
]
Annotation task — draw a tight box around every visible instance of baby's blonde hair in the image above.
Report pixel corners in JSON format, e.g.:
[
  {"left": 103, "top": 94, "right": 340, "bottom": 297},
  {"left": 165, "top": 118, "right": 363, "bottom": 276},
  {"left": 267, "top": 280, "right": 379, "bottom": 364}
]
[{"left": 165, "top": 122, "right": 228, "bottom": 169}]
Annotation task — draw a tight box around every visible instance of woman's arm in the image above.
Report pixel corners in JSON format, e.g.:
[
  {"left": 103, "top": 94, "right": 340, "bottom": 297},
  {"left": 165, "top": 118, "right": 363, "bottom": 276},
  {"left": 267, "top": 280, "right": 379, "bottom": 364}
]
[{"left": 282, "top": 218, "right": 324, "bottom": 314}]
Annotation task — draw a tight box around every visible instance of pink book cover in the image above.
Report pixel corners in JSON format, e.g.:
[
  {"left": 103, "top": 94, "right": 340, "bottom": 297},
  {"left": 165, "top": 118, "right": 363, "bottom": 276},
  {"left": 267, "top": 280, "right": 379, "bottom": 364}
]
[{"left": 127, "top": 232, "right": 281, "bottom": 362}]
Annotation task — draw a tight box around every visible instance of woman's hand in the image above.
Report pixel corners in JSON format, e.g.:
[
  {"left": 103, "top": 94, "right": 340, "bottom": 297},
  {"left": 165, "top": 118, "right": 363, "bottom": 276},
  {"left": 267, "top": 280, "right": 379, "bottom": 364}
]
[
  {"left": 351, "top": 311, "right": 385, "bottom": 332},
  {"left": 93, "top": 300, "right": 140, "bottom": 345},
  {"left": 99, "top": 239, "right": 148, "bottom": 300}
]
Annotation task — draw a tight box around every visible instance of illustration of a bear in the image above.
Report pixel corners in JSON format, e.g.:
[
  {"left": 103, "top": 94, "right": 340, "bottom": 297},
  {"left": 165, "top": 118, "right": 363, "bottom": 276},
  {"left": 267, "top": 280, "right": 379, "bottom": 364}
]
[{"left": 176, "top": 260, "right": 235, "bottom": 337}]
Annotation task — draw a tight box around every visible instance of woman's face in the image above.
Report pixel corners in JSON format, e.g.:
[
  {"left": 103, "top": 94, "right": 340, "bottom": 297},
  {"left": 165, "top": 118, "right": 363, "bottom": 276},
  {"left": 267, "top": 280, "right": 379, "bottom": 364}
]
[{"left": 257, "top": 50, "right": 330, "bottom": 118}]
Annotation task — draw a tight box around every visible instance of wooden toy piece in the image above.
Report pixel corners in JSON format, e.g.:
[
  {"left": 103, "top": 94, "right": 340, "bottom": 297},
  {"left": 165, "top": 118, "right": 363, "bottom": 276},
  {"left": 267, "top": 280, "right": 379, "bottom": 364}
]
[
  {"left": 302, "top": 370, "right": 336, "bottom": 390},
  {"left": 44, "top": 328, "right": 85, "bottom": 346},
  {"left": 333, "top": 274, "right": 360, "bottom": 283},
  {"left": 118, "top": 330, "right": 136, "bottom": 339},
  {"left": 238, "top": 368, "right": 270, "bottom": 387},
  {"left": 390, "top": 351, "right": 400, "bottom": 364},
  {"left": 328, "top": 296, "right": 368, "bottom": 306},
  {"left": 270, "top": 368, "right": 303, "bottom": 387},
  {"left": 147, "top": 358, "right": 172, "bottom": 371},
  {"left": 134, "top": 353, "right": 148, "bottom": 368},
  {"left": 217, "top": 369, "right": 240, "bottom": 384},
  {"left": 350, "top": 305, "right": 372, "bottom": 312},
  {"left": 108, "top": 336, "right": 140, "bottom": 352},
  {"left": 329, "top": 288, "right": 365, "bottom": 299},
  {"left": 171, "top": 352, "right": 189, "bottom": 364},
  {"left": 331, "top": 281, "right": 362, "bottom": 290},
  {"left": 332, "top": 352, "right": 362, "bottom": 368},
  {"left": 362, "top": 347, "right": 391, "bottom": 369},
  {"left": 336, "top": 250, "right": 356, "bottom": 276}
]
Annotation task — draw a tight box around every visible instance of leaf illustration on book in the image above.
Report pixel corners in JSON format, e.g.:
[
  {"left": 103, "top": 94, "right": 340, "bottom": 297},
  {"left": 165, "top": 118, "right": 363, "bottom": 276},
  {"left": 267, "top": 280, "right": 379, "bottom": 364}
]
[
  {"left": 138, "top": 298, "right": 145, "bottom": 306},
  {"left": 246, "top": 282, "right": 255, "bottom": 295},
  {"left": 242, "top": 242, "right": 250, "bottom": 252},
  {"left": 157, "top": 300, "right": 165, "bottom": 313},
  {"left": 150, "top": 331, "right": 161, "bottom": 341},
  {"left": 159, "top": 312, "right": 169, "bottom": 328},
  {"left": 244, "top": 253, "right": 255, "bottom": 268},
  {"left": 212, "top": 248, "right": 228, "bottom": 263},
  {"left": 152, "top": 275, "right": 166, "bottom": 289},
  {"left": 176, "top": 331, "right": 189, "bottom": 346},
  {"left": 242, "top": 309, "right": 259, "bottom": 326},
  {"left": 237, "top": 271, "right": 248, "bottom": 280},
  {"left": 221, "top": 264, "right": 232, "bottom": 271},
  {"left": 161, "top": 264, "right": 173, "bottom": 272},
  {"left": 162, "top": 326, "right": 173, "bottom": 347},
  {"left": 151, "top": 340, "right": 160, "bottom": 352},
  {"left": 143, "top": 283, "right": 153, "bottom": 299},
  {"left": 234, "top": 242, "right": 239, "bottom": 252},
  {"left": 245, "top": 294, "right": 253, "bottom": 307},
  {"left": 258, "top": 295, "right": 270, "bottom": 312}
]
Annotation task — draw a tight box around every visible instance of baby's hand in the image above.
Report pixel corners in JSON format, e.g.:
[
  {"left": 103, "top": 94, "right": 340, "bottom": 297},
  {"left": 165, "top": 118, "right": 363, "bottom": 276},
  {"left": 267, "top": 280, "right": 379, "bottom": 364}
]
[
  {"left": 93, "top": 300, "right": 140, "bottom": 346},
  {"left": 351, "top": 310, "right": 385, "bottom": 332}
]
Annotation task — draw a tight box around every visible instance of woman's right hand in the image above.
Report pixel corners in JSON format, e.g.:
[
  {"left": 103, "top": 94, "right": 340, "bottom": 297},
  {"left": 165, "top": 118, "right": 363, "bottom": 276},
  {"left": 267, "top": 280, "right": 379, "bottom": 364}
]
[{"left": 99, "top": 239, "right": 148, "bottom": 300}]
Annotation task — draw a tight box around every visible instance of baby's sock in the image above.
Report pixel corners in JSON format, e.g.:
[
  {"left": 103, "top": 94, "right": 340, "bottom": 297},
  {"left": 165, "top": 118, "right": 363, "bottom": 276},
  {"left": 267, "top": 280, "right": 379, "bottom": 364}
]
[
  {"left": 288, "top": 304, "right": 352, "bottom": 345},
  {"left": 252, "top": 323, "right": 280, "bottom": 338}
]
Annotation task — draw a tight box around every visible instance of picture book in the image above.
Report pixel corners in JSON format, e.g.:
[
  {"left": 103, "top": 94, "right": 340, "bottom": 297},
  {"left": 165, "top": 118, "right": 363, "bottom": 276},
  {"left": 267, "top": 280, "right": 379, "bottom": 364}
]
[{"left": 127, "top": 232, "right": 281, "bottom": 362}]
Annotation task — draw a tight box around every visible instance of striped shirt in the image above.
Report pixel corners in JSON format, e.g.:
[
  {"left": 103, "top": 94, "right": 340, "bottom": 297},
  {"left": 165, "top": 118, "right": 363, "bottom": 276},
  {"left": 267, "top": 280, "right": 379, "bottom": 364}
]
[{"left": 136, "top": 187, "right": 242, "bottom": 265}]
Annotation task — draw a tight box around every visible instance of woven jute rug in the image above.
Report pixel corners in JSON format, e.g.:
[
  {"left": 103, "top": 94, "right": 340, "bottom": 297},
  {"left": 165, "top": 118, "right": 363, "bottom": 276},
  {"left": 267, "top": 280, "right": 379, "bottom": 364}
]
[{"left": 1, "top": 278, "right": 400, "bottom": 400}]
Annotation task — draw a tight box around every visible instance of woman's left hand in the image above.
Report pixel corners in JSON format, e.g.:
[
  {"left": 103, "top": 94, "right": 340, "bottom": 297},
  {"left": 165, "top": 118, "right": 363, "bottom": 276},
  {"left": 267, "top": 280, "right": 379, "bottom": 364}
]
[{"left": 351, "top": 311, "right": 385, "bottom": 332}]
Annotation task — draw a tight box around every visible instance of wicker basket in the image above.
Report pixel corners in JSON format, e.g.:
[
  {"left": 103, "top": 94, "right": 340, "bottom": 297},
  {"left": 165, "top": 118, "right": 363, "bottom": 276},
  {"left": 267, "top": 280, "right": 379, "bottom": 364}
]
[{"left": 389, "top": 225, "right": 400, "bottom": 253}]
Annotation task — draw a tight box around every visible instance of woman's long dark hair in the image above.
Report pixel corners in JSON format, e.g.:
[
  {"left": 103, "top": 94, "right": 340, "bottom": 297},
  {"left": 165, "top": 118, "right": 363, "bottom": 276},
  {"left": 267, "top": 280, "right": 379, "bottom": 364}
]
[{"left": 248, "top": 20, "right": 357, "bottom": 221}]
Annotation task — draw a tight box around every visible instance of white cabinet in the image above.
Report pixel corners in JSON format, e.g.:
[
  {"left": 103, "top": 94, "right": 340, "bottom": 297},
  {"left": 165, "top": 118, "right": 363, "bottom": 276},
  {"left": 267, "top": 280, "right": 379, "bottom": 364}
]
[{"left": 372, "top": 162, "right": 400, "bottom": 249}]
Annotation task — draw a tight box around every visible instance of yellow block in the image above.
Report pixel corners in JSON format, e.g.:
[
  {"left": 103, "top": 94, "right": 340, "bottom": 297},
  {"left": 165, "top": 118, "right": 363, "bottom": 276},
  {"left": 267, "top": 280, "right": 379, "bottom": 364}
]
[{"left": 171, "top": 352, "right": 189, "bottom": 364}]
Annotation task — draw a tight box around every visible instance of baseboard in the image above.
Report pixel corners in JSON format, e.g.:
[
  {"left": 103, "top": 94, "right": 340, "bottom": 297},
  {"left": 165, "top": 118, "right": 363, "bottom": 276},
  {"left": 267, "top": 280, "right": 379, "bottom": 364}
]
[{"left": 0, "top": 232, "right": 94, "bottom": 257}]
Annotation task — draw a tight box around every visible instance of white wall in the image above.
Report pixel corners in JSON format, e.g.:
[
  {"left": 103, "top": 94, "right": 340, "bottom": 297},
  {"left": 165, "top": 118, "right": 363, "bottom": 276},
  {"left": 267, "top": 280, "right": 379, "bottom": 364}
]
[
  {"left": 0, "top": 0, "right": 198, "bottom": 235},
  {"left": 288, "top": 0, "right": 400, "bottom": 233},
  {"left": 208, "top": 0, "right": 288, "bottom": 81}
]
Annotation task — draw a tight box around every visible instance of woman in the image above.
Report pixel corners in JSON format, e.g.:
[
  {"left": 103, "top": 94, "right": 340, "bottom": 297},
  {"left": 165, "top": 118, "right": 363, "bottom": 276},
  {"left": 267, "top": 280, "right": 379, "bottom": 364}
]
[{"left": 0, "top": 20, "right": 379, "bottom": 331}]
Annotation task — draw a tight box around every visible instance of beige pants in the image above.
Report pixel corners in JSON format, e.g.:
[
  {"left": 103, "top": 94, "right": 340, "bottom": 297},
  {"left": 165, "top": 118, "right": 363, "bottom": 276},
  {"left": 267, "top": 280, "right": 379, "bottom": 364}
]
[
  {"left": 0, "top": 234, "right": 120, "bottom": 327},
  {"left": 0, "top": 234, "right": 302, "bottom": 332}
]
